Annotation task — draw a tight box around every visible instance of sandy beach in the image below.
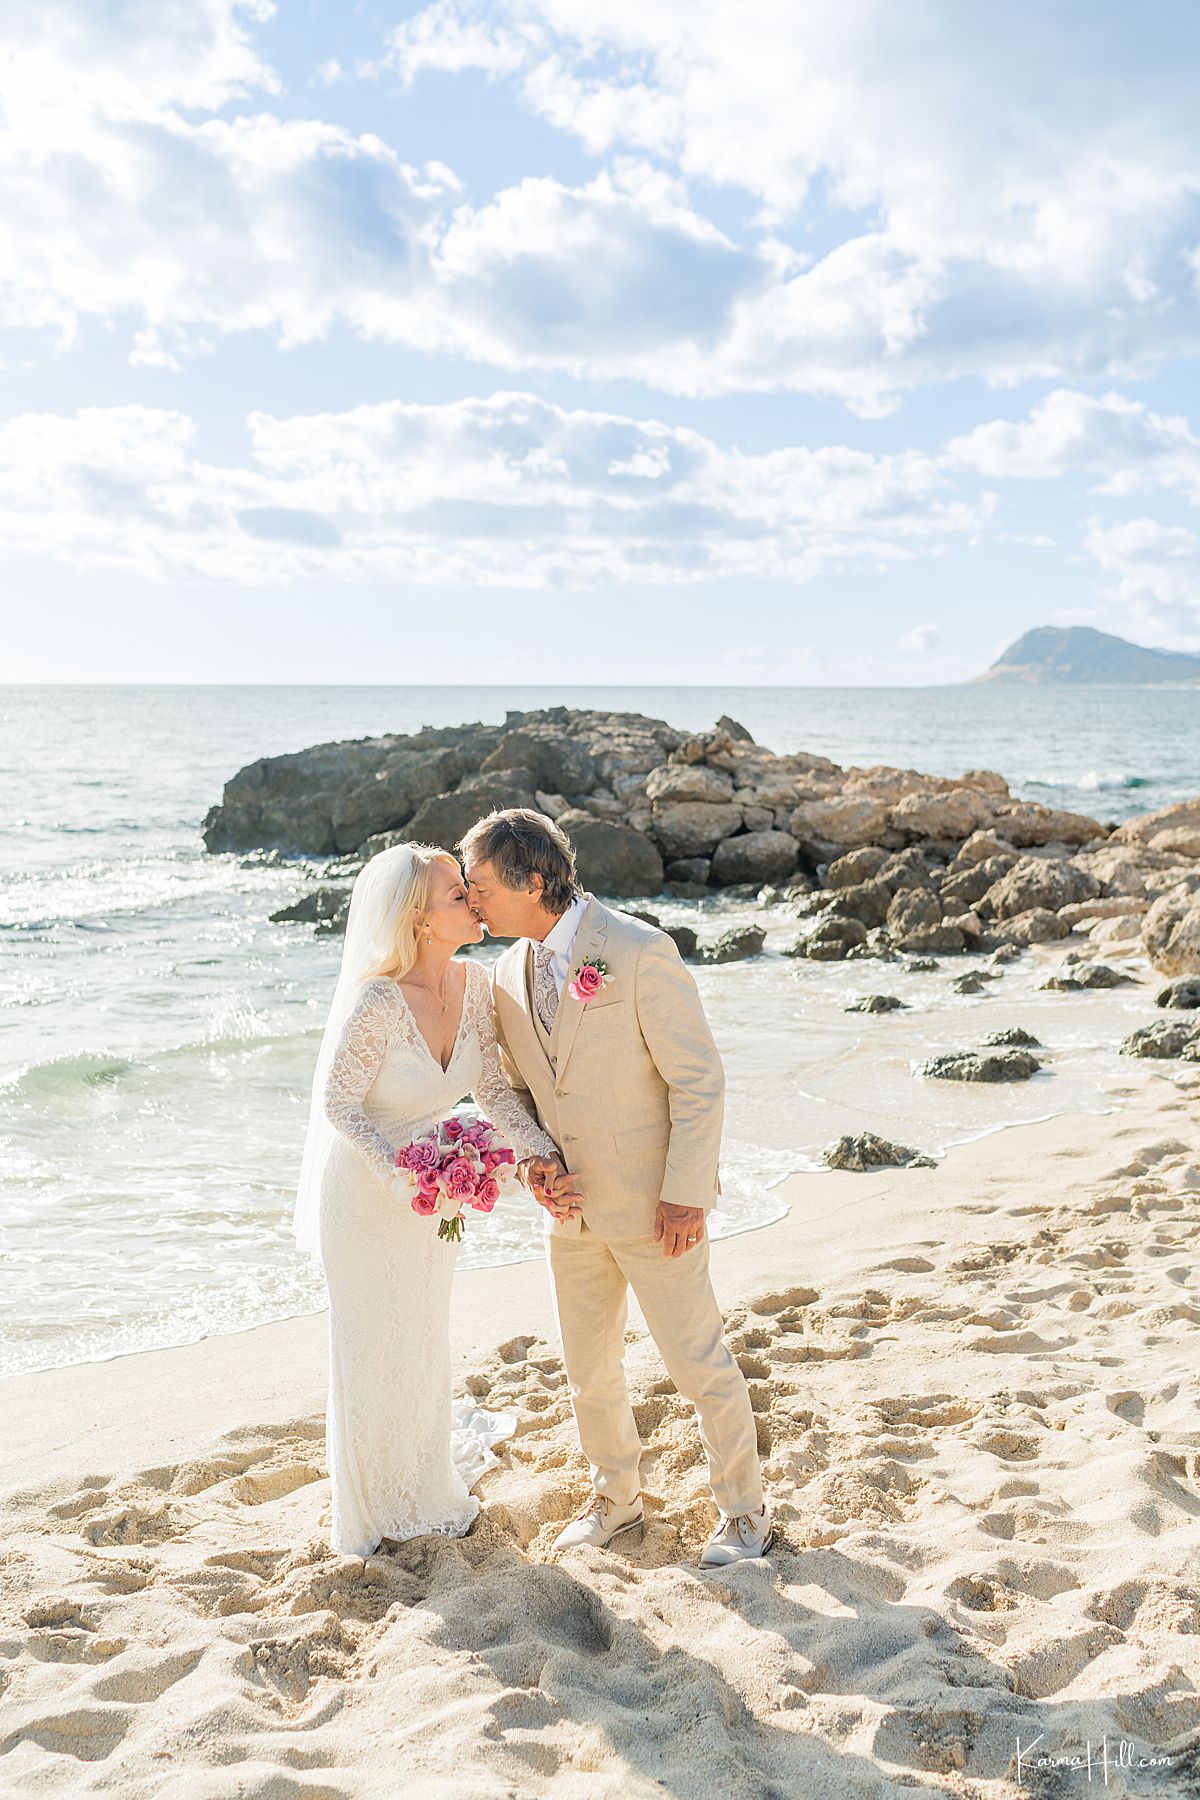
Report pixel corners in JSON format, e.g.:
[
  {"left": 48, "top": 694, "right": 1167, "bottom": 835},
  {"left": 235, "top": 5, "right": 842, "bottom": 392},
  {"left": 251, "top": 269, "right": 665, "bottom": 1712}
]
[{"left": 3, "top": 1031, "right": 1199, "bottom": 1797}]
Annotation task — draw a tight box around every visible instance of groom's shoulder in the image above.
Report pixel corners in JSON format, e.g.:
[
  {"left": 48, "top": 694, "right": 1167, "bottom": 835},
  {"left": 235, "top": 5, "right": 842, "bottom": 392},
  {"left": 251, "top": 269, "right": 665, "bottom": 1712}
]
[{"left": 594, "top": 899, "right": 674, "bottom": 954}]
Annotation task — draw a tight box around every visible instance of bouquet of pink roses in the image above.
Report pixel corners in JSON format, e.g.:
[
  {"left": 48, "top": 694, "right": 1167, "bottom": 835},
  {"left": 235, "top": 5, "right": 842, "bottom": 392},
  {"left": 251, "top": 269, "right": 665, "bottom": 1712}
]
[{"left": 394, "top": 1114, "right": 516, "bottom": 1243}]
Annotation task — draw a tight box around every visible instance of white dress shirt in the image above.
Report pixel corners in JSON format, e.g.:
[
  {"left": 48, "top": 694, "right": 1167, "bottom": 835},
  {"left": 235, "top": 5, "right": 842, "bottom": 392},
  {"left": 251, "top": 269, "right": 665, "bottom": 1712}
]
[{"left": 531, "top": 892, "right": 589, "bottom": 1000}]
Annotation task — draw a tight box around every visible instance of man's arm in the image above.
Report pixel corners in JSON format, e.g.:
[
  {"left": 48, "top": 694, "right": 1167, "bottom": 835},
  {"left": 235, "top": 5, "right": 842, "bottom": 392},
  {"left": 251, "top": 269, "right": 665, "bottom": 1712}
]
[
  {"left": 488, "top": 969, "right": 581, "bottom": 1224},
  {"left": 633, "top": 933, "right": 725, "bottom": 1222}
]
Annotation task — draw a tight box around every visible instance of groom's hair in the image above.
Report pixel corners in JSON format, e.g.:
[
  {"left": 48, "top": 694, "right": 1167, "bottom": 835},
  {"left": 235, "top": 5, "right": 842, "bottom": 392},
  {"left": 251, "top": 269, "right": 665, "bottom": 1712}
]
[{"left": 459, "top": 808, "right": 581, "bottom": 914}]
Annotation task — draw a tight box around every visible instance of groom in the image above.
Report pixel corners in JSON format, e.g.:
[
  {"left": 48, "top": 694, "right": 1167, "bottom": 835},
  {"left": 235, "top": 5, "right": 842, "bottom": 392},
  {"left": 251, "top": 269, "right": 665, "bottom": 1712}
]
[{"left": 460, "top": 807, "right": 770, "bottom": 1567}]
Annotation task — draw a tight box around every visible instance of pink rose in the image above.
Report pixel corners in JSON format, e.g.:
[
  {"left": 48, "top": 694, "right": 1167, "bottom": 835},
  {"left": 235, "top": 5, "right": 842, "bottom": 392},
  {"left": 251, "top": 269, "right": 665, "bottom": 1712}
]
[
  {"left": 470, "top": 1176, "right": 500, "bottom": 1212},
  {"left": 569, "top": 963, "right": 604, "bottom": 1001},
  {"left": 445, "top": 1158, "right": 478, "bottom": 1201},
  {"left": 411, "top": 1188, "right": 439, "bottom": 1217},
  {"left": 404, "top": 1138, "right": 440, "bottom": 1173},
  {"left": 442, "top": 1118, "right": 465, "bottom": 1142}
]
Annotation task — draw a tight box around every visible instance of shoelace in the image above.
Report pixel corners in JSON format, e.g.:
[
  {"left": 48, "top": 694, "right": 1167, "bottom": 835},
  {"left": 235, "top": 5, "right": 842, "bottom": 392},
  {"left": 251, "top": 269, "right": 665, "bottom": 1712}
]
[
  {"left": 575, "top": 1495, "right": 610, "bottom": 1524},
  {"left": 717, "top": 1511, "right": 765, "bottom": 1544}
]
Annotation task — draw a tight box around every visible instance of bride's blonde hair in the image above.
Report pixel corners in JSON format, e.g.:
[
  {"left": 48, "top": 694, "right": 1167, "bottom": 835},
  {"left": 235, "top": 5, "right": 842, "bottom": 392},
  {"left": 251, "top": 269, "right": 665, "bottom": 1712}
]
[{"left": 361, "top": 842, "right": 460, "bottom": 983}]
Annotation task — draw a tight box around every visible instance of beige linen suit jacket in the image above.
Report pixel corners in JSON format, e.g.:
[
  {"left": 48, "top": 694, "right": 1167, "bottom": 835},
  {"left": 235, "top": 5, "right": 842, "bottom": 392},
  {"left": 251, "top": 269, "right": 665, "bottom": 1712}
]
[{"left": 490, "top": 897, "right": 725, "bottom": 1240}]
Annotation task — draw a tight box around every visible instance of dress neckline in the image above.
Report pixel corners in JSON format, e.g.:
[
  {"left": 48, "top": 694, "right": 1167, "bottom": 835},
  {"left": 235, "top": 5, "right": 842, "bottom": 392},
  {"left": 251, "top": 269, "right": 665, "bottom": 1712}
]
[{"left": 392, "top": 962, "right": 472, "bottom": 1075}]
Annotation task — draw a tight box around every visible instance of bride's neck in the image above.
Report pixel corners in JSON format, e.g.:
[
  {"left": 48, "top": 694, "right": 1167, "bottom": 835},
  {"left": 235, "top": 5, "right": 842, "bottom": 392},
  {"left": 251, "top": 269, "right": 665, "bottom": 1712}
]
[{"left": 407, "top": 943, "right": 455, "bottom": 988}]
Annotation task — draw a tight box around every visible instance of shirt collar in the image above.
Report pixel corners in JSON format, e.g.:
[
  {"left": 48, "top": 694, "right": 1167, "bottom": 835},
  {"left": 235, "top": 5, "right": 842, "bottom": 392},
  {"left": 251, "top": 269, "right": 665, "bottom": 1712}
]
[{"left": 540, "top": 892, "right": 588, "bottom": 959}]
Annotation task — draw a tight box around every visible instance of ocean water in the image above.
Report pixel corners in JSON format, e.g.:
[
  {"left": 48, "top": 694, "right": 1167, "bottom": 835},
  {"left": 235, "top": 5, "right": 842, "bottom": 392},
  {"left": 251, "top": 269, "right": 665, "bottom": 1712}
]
[{"left": 1, "top": 683, "right": 1193, "bottom": 1378}]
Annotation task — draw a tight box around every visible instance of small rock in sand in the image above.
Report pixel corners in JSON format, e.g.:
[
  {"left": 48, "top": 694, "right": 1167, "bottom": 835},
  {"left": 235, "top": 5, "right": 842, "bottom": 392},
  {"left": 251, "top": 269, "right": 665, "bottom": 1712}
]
[
  {"left": 823, "top": 1132, "right": 936, "bottom": 1172},
  {"left": 1155, "top": 977, "right": 1200, "bottom": 1010},
  {"left": 699, "top": 925, "right": 766, "bottom": 965},
  {"left": 981, "top": 1027, "right": 1042, "bottom": 1049},
  {"left": 918, "top": 1048, "right": 1041, "bottom": 1082},
  {"left": 1120, "top": 1020, "right": 1200, "bottom": 1060}
]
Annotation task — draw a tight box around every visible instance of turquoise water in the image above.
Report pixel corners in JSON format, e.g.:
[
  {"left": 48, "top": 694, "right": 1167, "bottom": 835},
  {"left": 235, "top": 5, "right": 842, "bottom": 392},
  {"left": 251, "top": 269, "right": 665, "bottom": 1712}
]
[{"left": 0, "top": 683, "right": 1191, "bottom": 1375}]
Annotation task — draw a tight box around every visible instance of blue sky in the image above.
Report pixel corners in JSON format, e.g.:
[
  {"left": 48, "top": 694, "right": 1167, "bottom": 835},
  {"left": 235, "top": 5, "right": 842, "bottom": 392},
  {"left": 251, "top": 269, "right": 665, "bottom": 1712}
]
[{"left": 4, "top": 0, "right": 1200, "bottom": 683}]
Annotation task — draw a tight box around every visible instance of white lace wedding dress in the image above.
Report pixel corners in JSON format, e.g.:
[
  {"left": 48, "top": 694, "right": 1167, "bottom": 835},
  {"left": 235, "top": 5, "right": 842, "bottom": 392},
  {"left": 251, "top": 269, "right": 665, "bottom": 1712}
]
[{"left": 319, "top": 956, "right": 556, "bottom": 1558}]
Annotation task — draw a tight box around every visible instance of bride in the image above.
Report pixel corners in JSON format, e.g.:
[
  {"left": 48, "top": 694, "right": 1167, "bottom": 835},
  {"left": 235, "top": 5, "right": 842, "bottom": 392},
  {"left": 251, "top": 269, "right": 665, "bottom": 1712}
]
[{"left": 293, "top": 842, "right": 571, "bottom": 1559}]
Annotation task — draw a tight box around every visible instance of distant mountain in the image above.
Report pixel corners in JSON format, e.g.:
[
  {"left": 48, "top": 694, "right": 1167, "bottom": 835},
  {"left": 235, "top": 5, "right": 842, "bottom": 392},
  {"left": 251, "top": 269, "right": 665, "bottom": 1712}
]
[{"left": 971, "top": 625, "right": 1200, "bottom": 685}]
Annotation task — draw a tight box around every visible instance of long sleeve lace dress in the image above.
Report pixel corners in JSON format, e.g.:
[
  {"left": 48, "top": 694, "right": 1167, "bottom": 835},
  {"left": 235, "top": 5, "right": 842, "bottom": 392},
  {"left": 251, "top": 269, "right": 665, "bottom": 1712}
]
[{"left": 319, "top": 957, "right": 557, "bottom": 1557}]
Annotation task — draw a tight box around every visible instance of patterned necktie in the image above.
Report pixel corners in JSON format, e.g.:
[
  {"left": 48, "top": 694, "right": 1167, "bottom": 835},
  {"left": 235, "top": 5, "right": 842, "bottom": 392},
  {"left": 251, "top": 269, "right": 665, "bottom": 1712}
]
[{"left": 533, "top": 942, "right": 559, "bottom": 1035}]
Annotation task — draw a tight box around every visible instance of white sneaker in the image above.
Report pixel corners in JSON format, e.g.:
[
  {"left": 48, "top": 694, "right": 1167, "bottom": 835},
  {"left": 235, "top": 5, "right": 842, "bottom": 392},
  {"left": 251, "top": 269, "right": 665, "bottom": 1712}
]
[
  {"left": 699, "top": 1506, "right": 773, "bottom": 1567},
  {"left": 552, "top": 1493, "right": 644, "bottom": 1552}
]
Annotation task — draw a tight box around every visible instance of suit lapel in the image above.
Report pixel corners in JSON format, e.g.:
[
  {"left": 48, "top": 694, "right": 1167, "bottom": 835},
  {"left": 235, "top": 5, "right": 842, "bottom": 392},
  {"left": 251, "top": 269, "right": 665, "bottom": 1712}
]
[{"left": 550, "top": 898, "right": 610, "bottom": 1082}]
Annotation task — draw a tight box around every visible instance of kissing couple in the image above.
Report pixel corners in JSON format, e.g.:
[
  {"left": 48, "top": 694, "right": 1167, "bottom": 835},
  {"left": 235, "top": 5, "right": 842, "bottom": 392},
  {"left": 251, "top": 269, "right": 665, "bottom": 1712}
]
[{"left": 293, "top": 807, "right": 771, "bottom": 1568}]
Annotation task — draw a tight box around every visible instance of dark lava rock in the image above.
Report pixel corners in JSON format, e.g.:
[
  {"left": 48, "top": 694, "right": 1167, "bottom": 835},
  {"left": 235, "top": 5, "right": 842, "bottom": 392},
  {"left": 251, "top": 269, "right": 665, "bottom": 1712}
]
[
  {"left": 878, "top": 847, "right": 937, "bottom": 890},
  {"left": 1040, "top": 962, "right": 1135, "bottom": 992},
  {"left": 981, "top": 1027, "right": 1042, "bottom": 1048},
  {"left": 710, "top": 830, "right": 800, "bottom": 886},
  {"left": 786, "top": 917, "right": 868, "bottom": 960},
  {"left": 992, "top": 907, "right": 1071, "bottom": 946},
  {"left": 699, "top": 925, "right": 767, "bottom": 965},
  {"left": 664, "top": 924, "right": 699, "bottom": 959},
  {"left": 1120, "top": 1020, "right": 1200, "bottom": 1059},
  {"left": 822, "top": 1132, "right": 936, "bottom": 1172},
  {"left": 990, "top": 943, "right": 1023, "bottom": 965},
  {"left": 621, "top": 909, "right": 661, "bottom": 928},
  {"left": 823, "top": 878, "right": 893, "bottom": 930},
  {"left": 845, "top": 993, "right": 907, "bottom": 1013},
  {"left": 480, "top": 727, "right": 597, "bottom": 795},
  {"left": 1157, "top": 978, "right": 1200, "bottom": 1010},
  {"left": 403, "top": 776, "right": 537, "bottom": 853},
  {"left": 951, "top": 971, "right": 994, "bottom": 995},
  {"left": 270, "top": 885, "right": 351, "bottom": 930},
  {"left": 665, "top": 857, "right": 711, "bottom": 886},
  {"left": 906, "top": 956, "right": 940, "bottom": 972},
  {"left": 824, "top": 845, "right": 890, "bottom": 888},
  {"left": 554, "top": 812, "right": 664, "bottom": 898},
  {"left": 918, "top": 1049, "right": 1041, "bottom": 1082}
]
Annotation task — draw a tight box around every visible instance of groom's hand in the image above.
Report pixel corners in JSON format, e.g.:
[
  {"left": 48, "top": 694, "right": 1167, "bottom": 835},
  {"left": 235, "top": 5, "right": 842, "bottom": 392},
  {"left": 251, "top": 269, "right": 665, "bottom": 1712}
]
[
  {"left": 655, "top": 1202, "right": 706, "bottom": 1258},
  {"left": 518, "top": 1154, "right": 583, "bottom": 1224}
]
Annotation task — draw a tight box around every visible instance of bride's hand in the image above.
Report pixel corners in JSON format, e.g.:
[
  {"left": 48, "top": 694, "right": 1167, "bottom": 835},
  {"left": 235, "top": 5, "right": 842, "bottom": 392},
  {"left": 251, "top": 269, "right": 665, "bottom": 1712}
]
[{"left": 518, "top": 1154, "right": 583, "bottom": 1223}]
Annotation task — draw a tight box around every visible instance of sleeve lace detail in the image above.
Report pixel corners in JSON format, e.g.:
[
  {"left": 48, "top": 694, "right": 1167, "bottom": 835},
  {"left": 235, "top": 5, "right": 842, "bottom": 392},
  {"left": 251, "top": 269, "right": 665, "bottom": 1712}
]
[
  {"left": 323, "top": 978, "right": 404, "bottom": 1182},
  {"left": 466, "top": 962, "right": 558, "bottom": 1161}
]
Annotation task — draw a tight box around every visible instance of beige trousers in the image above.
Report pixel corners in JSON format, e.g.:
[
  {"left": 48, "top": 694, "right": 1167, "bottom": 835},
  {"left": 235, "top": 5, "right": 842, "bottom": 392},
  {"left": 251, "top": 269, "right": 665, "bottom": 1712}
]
[{"left": 546, "top": 1223, "right": 764, "bottom": 1517}]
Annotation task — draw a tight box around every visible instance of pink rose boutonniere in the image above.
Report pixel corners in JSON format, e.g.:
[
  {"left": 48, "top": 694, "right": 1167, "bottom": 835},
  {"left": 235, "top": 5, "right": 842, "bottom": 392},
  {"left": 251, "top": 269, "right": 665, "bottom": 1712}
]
[{"left": 568, "top": 955, "right": 611, "bottom": 1003}]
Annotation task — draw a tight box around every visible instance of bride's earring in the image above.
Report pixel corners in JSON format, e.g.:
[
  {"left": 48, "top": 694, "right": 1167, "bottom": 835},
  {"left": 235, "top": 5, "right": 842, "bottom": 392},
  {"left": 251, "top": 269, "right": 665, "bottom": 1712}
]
[{"left": 425, "top": 926, "right": 432, "bottom": 945}]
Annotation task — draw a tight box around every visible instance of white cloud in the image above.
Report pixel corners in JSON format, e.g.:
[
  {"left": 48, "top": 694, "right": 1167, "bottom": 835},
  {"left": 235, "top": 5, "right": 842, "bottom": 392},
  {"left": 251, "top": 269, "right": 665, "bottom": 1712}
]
[
  {"left": 898, "top": 622, "right": 940, "bottom": 652},
  {"left": 384, "top": 0, "right": 527, "bottom": 83},
  {"left": 0, "top": 394, "right": 987, "bottom": 587},
  {"left": 380, "top": 0, "right": 1200, "bottom": 403},
  {"left": 7, "top": 0, "right": 1200, "bottom": 406},
  {"left": 1083, "top": 516, "right": 1200, "bottom": 641},
  {"left": 948, "top": 390, "right": 1200, "bottom": 502}
]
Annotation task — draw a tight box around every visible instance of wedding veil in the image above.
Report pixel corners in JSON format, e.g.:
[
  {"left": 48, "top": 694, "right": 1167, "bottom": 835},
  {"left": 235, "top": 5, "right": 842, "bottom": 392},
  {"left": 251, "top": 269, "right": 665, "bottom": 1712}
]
[{"left": 293, "top": 843, "right": 423, "bottom": 1257}]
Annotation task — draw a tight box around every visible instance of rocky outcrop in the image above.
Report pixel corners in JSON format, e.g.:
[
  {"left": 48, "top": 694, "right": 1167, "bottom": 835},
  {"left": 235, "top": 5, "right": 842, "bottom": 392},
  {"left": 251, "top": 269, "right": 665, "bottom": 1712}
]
[
  {"left": 205, "top": 708, "right": 1200, "bottom": 949},
  {"left": 823, "top": 1133, "right": 935, "bottom": 1171},
  {"left": 981, "top": 1027, "right": 1041, "bottom": 1048},
  {"left": 1141, "top": 887, "right": 1200, "bottom": 976},
  {"left": 845, "top": 993, "right": 907, "bottom": 1013}
]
